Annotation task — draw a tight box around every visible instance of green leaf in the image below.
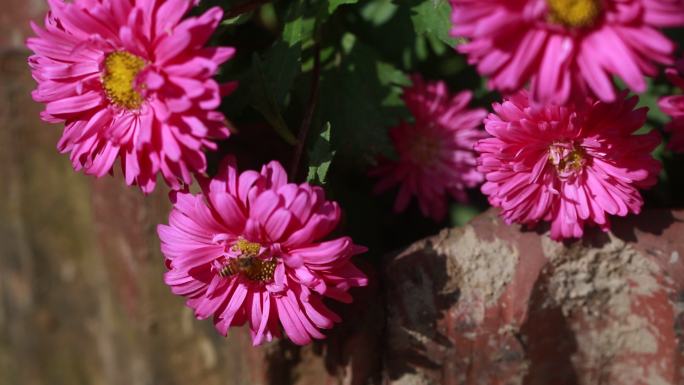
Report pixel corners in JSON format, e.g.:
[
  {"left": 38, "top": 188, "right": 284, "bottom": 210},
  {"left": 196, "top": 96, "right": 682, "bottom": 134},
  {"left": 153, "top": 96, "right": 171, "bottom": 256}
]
[
  {"left": 410, "top": 0, "right": 457, "bottom": 47},
  {"left": 307, "top": 122, "right": 336, "bottom": 184},
  {"left": 318, "top": 36, "right": 409, "bottom": 166},
  {"left": 282, "top": 0, "right": 305, "bottom": 46},
  {"left": 636, "top": 78, "right": 669, "bottom": 125},
  {"left": 377, "top": 61, "right": 411, "bottom": 107},
  {"left": 262, "top": 40, "right": 302, "bottom": 105},
  {"left": 328, "top": 0, "right": 358, "bottom": 14},
  {"left": 361, "top": 0, "right": 398, "bottom": 26},
  {"left": 377, "top": 61, "right": 411, "bottom": 87},
  {"left": 259, "top": 3, "right": 279, "bottom": 31},
  {"left": 449, "top": 204, "right": 481, "bottom": 227},
  {"left": 221, "top": 12, "right": 254, "bottom": 26},
  {"left": 282, "top": 0, "right": 317, "bottom": 47},
  {"left": 244, "top": 0, "right": 318, "bottom": 141},
  {"left": 283, "top": 16, "right": 303, "bottom": 46},
  {"left": 248, "top": 54, "right": 297, "bottom": 145}
]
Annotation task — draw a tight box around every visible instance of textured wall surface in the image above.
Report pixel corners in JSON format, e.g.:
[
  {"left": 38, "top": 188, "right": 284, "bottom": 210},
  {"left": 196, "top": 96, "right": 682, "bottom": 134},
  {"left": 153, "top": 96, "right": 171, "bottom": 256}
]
[{"left": 382, "top": 209, "right": 684, "bottom": 385}]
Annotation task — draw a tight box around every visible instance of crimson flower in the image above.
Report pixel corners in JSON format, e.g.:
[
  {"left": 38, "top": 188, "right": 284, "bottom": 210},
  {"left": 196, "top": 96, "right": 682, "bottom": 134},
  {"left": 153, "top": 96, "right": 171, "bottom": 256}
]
[{"left": 371, "top": 75, "right": 486, "bottom": 221}]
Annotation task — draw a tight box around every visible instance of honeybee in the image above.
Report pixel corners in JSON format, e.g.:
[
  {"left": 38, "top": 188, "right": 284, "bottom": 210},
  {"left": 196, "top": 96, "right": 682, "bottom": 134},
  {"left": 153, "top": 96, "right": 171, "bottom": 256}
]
[{"left": 218, "top": 256, "right": 277, "bottom": 282}]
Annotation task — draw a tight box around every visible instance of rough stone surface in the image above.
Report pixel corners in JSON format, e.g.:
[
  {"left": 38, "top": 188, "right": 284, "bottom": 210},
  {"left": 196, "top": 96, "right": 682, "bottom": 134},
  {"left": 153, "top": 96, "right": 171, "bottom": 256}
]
[
  {"left": 382, "top": 210, "right": 684, "bottom": 385},
  {"left": 436, "top": 226, "right": 519, "bottom": 307},
  {"left": 542, "top": 234, "right": 661, "bottom": 316}
]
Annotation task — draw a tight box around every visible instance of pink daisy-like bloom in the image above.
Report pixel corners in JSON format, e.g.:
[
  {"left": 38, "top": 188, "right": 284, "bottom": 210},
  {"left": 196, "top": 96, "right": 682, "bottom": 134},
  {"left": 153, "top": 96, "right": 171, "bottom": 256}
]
[
  {"left": 659, "top": 59, "right": 684, "bottom": 152},
  {"left": 370, "top": 75, "right": 486, "bottom": 221},
  {"left": 475, "top": 90, "right": 661, "bottom": 240},
  {"left": 27, "top": 0, "right": 235, "bottom": 193},
  {"left": 450, "top": 0, "right": 684, "bottom": 105},
  {"left": 158, "top": 158, "right": 368, "bottom": 345}
]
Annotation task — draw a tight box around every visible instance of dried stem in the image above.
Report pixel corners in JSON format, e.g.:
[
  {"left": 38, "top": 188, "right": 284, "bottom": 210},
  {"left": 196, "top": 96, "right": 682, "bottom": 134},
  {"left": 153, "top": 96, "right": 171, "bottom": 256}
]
[{"left": 289, "top": 44, "right": 321, "bottom": 180}]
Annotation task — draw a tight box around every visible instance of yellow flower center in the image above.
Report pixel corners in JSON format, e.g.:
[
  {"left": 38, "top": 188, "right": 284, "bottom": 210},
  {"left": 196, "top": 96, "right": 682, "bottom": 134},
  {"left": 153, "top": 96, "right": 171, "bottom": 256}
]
[
  {"left": 547, "top": 0, "right": 602, "bottom": 28},
  {"left": 102, "top": 51, "right": 146, "bottom": 110},
  {"left": 548, "top": 142, "right": 586, "bottom": 177}
]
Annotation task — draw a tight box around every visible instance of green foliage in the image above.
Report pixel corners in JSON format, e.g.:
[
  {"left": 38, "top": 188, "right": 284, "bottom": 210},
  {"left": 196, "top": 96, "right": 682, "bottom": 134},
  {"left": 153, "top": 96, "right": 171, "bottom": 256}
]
[
  {"left": 317, "top": 34, "right": 409, "bottom": 166},
  {"left": 247, "top": 53, "right": 297, "bottom": 145},
  {"left": 450, "top": 204, "right": 480, "bottom": 227},
  {"left": 360, "top": 0, "right": 398, "bottom": 26},
  {"left": 221, "top": 12, "right": 254, "bottom": 26},
  {"left": 307, "top": 122, "right": 335, "bottom": 184},
  {"left": 262, "top": 41, "right": 301, "bottom": 105},
  {"left": 410, "top": 0, "right": 457, "bottom": 48},
  {"left": 214, "top": 0, "right": 684, "bottom": 256},
  {"left": 328, "top": 0, "right": 359, "bottom": 14},
  {"left": 282, "top": 0, "right": 316, "bottom": 46},
  {"left": 215, "top": 0, "right": 489, "bottom": 254}
]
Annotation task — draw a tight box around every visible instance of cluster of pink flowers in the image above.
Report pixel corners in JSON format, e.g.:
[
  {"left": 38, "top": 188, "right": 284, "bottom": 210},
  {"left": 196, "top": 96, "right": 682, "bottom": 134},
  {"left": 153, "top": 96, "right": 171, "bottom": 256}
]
[
  {"left": 445, "top": 0, "right": 680, "bottom": 239},
  {"left": 27, "top": 0, "right": 368, "bottom": 346},
  {"left": 27, "top": 0, "right": 681, "bottom": 346}
]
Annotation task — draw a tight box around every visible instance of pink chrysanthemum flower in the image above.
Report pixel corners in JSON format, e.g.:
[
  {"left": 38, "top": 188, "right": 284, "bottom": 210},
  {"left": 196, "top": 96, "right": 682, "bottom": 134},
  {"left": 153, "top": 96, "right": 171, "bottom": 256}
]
[
  {"left": 158, "top": 158, "right": 368, "bottom": 345},
  {"left": 475, "top": 91, "right": 661, "bottom": 240},
  {"left": 659, "top": 60, "right": 684, "bottom": 152},
  {"left": 27, "top": 0, "right": 235, "bottom": 193},
  {"left": 370, "top": 75, "right": 486, "bottom": 221},
  {"left": 450, "top": 0, "right": 684, "bottom": 105}
]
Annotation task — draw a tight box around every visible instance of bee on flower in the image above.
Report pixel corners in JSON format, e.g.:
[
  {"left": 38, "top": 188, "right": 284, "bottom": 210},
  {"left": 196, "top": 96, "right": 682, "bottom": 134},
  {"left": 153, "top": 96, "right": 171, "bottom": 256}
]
[{"left": 158, "top": 158, "right": 368, "bottom": 345}]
